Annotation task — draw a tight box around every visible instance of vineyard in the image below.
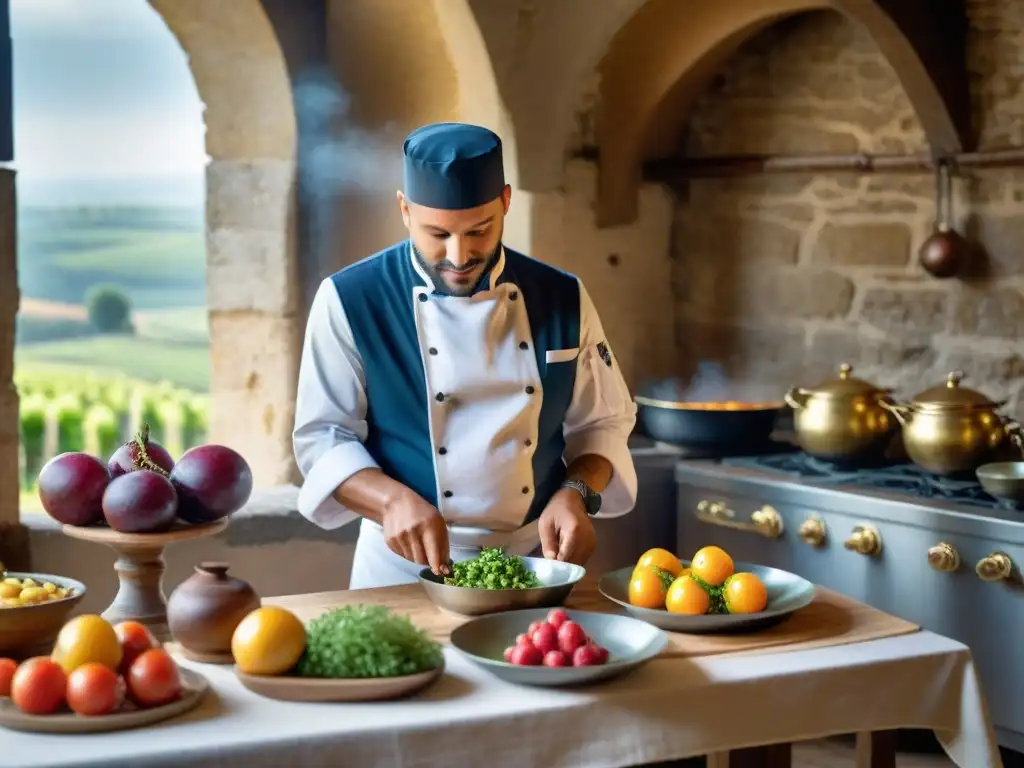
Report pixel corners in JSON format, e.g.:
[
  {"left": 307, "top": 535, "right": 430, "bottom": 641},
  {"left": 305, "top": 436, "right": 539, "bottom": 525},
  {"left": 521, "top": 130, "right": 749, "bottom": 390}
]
[{"left": 15, "top": 369, "right": 210, "bottom": 493}]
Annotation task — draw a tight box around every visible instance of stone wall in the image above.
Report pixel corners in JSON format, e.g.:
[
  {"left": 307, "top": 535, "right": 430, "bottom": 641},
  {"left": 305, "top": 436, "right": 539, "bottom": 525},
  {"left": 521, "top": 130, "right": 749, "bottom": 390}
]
[
  {"left": 652, "top": 6, "right": 1024, "bottom": 413},
  {"left": 0, "top": 169, "right": 18, "bottom": 530}
]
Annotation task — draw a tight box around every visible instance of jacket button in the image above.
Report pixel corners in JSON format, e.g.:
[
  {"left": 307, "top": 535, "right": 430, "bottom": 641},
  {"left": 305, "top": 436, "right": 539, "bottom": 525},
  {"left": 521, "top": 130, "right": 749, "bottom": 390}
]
[
  {"left": 438, "top": 447, "right": 447, "bottom": 455},
  {"left": 429, "top": 347, "right": 438, "bottom": 355},
  {"left": 435, "top": 392, "right": 445, "bottom": 402},
  {"left": 519, "top": 341, "right": 528, "bottom": 350},
  {"left": 521, "top": 486, "right": 530, "bottom": 494},
  {"left": 418, "top": 294, "right": 428, "bottom": 303},
  {"left": 524, "top": 439, "right": 532, "bottom": 447},
  {"left": 443, "top": 490, "right": 453, "bottom": 498},
  {"left": 525, "top": 386, "right": 535, "bottom": 394},
  {"left": 509, "top": 291, "right": 518, "bottom": 301}
]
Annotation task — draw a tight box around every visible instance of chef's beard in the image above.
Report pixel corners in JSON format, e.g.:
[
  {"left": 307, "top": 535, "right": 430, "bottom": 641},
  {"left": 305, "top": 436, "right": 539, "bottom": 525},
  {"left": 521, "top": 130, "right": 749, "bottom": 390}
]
[{"left": 412, "top": 241, "right": 503, "bottom": 297}]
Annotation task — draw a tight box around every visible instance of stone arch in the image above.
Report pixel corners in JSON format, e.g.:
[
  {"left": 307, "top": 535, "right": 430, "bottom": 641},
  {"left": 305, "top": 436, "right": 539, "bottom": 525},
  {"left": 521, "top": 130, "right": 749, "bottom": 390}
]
[
  {"left": 149, "top": 0, "right": 300, "bottom": 485},
  {"left": 594, "top": 0, "right": 969, "bottom": 225}
]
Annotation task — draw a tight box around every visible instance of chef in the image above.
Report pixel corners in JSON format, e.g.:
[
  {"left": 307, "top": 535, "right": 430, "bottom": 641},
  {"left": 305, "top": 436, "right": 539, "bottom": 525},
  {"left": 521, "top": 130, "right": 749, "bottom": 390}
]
[{"left": 292, "top": 121, "right": 638, "bottom": 589}]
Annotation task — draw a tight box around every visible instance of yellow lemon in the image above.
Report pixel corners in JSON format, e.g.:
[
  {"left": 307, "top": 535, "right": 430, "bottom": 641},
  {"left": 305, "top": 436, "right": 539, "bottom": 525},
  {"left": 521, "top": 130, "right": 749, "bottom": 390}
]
[
  {"left": 51, "top": 614, "right": 122, "bottom": 674},
  {"left": 231, "top": 606, "right": 307, "bottom": 676}
]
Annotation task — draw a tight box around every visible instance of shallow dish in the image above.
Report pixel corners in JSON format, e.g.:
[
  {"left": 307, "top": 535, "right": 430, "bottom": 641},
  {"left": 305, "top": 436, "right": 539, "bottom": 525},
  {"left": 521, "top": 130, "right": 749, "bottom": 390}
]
[
  {"left": 418, "top": 557, "right": 585, "bottom": 616},
  {"left": 0, "top": 668, "right": 208, "bottom": 734},
  {"left": 598, "top": 561, "right": 815, "bottom": 634},
  {"left": 0, "top": 572, "right": 87, "bottom": 657},
  {"left": 977, "top": 462, "right": 1024, "bottom": 509},
  {"left": 450, "top": 608, "right": 666, "bottom": 687},
  {"left": 235, "top": 661, "right": 445, "bottom": 702}
]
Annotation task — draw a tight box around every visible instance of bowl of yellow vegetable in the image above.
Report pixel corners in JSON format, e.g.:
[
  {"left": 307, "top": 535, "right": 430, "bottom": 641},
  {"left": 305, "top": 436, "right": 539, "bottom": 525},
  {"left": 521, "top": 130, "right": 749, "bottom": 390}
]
[{"left": 0, "top": 569, "right": 86, "bottom": 657}]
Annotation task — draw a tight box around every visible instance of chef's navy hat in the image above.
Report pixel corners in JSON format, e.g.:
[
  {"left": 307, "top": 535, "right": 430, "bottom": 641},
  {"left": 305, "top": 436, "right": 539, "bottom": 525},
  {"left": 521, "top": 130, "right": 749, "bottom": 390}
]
[{"left": 403, "top": 122, "right": 505, "bottom": 210}]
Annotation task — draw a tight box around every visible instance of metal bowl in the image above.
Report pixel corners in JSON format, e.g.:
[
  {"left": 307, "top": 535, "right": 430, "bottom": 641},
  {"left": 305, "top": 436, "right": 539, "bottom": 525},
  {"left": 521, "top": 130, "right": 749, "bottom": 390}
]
[
  {"left": 977, "top": 462, "right": 1024, "bottom": 509},
  {"left": 0, "top": 572, "right": 87, "bottom": 657},
  {"left": 598, "top": 562, "right": 815, "bottom": 634},
  {"left": 418, "top": 557, "right": 585, "bottom": 616},
  {"left": 450, "top": 607, "right": 667, "bottom": 687}
]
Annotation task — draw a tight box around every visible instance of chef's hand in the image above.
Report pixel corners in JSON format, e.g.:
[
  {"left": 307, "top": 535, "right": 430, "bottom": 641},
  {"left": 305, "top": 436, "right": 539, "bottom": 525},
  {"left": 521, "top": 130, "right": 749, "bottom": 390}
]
[
  {"left": 382, "top": 489, "right": 451, "bottom": 577},
  {"left": 538, "top": 488, "right": 597, "bottom": 566}
]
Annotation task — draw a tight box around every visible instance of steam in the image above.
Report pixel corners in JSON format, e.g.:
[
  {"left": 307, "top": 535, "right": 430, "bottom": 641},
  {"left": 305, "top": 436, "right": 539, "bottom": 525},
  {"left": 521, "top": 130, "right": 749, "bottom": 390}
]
[
  {"left": 293, "top": 68, "right": 404, "bottom": 277},
  {"left": 642, "top": 361, "right": 781, "bottom": 403}
]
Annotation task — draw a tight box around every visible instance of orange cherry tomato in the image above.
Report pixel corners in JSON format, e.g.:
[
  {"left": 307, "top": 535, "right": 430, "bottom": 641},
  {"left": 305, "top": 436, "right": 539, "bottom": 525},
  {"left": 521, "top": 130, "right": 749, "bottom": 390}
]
[
  {"left": 665, "top": 575, "right": 711, "bottom": 615},
  {"left": 127, "top": 649, "right": 181, "bottom": 708},
  {"left": 114, "top": 621, "right": 160, "bottom": 675},
  {"left": 0, "top": 657, "right": 17, "bottom": 697},
  {"left": 627, "top": 565, "right": 675, "bottom": 610},
  {"left": 635, "top": 548, "right": 685, "bottom": 578},
  {"left": 11, "top": 657, "right": 66, "bottom": 715},
  {"left": 690, "top": 546, "right": 735, "bottom": 587},
  {"left": 723, "top": 573, "right": 768, "bottom": 614}
]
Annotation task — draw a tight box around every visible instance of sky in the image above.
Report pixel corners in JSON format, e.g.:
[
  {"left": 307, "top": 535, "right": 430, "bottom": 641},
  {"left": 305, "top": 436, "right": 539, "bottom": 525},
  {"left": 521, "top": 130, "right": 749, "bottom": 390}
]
[{"left": 8, "top": 0, "right": 208, "bottom": 205}]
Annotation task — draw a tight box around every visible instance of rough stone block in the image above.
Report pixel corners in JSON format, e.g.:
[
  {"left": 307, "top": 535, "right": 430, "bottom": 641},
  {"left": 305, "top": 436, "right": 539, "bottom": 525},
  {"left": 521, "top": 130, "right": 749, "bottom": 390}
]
[
  {"left": 673, "top": 213, "right": 802, "bottom": 265},
  {"left": 811, "top": 222, "right": 912, "bottom": 267},
  {"left": 0, "top": 170, "right": 16, "bottom": 318},
  {"left": 859, "top": 287, "right": 951, "bottom": 335},
  {"left": 209, "top": 392, "right": 299, "bottom": 487},
  {"left": 952, "top": 287, "right": 1024, "bottom": 339},
  {"left": 206, "top": 159, "right": 297, "bottom": 232},
  {"left": 939, "top": 348, "right": 1024, "bottom": 405},
  {"left": 971, "top": 216, "right": 1024, "bottom": 277},
  {"left": 206, "top": 227, "right": 298, "bottom": 315},
  {"left": 806, "top": 329, "right": 937, "bottom": 396},
  {"left": 209, "top": 312, "right": 299, "bottom": 404},
  {"left": 675, "top": 320, "right": 809, "bottom": 391}
]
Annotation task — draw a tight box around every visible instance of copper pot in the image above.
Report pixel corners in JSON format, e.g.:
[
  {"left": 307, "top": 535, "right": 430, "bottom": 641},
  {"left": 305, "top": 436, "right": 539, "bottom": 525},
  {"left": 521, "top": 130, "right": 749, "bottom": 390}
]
[
  {"left": 881, "top": 371, "right": 1023, "bottom": 475},
  {"left": 784, "top": 363, "right": 897, "bottom": 464},
  {"left": 167, "top": 562, "right": 261, "bottom": 663}
]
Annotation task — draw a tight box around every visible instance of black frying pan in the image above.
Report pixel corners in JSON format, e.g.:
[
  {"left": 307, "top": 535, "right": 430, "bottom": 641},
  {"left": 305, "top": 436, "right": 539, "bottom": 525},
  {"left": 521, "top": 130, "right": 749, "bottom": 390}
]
[{"left": 634, "top": 395, "right": 787, "bottom": 452}]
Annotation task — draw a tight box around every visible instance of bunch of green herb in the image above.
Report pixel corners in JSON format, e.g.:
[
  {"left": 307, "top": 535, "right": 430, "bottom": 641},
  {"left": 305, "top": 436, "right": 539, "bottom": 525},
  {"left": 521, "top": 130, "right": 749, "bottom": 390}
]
[
  {"left": 690, "top": 574, "right": 727, "bottom": 614},
  {"left": 443, "top": 547, "right": 541, "bottom": 590},
  {"left": 296, "top": 605, "right": 444, "bottom": 679}
]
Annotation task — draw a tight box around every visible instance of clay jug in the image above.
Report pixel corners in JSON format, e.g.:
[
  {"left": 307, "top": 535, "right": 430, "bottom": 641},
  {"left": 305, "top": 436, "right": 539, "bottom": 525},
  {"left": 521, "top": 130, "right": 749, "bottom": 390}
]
[{"left": 167, "top": 562, "right": 261, "bottom": 663}]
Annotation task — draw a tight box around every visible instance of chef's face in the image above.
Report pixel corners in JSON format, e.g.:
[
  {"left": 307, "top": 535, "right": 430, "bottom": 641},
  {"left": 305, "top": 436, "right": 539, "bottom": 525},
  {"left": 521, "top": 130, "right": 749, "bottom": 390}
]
[{"left": 398, "top": 185, "right": 512, "bottom": 296}]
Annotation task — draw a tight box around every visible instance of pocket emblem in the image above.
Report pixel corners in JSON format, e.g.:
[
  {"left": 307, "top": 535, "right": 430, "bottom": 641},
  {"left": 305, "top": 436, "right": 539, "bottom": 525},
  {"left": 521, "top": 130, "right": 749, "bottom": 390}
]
[{"left": 596, "top": 341, "right": 613, "bottom": 368}]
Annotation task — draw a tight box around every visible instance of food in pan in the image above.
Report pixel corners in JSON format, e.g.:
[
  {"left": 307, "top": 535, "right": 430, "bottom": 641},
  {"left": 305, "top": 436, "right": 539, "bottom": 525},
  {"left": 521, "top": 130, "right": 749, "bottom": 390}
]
[
  {"left": 443, "top": 547, "right": 541, "bottom": 590},
  {"left": 661, "top": 401, "right": 785, "bottom": 411},
  {"left": 627, "top": 546, "right": 768, "bottom": 616},
  {"left": 36, "top": 423, "right": 253, "bottom": 533},
  {"left": 0, "top": 614, "right": 184, "bottom": 716},
  {"left": 502, "top": 609, "right": 610, "bottom": 667}
]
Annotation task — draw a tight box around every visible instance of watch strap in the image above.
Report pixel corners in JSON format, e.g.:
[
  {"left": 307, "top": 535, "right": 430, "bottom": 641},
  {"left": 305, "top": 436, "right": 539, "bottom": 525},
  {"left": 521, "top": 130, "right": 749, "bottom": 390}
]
[{"left": 561, "top": 478, "right": 602, "bottom": 516}]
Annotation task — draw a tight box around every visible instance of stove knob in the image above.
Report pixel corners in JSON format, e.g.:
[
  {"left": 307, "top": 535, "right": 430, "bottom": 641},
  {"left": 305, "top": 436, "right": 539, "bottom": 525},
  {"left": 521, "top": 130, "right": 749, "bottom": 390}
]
[
  {"left": 844, "top": 525, "right": 882, "bottom": 557},
  {"left": 975, "top": 552, "right": 1013, "bottom": 583},
  {"left": 798, "top": 516, "right": 826, "bottom": 547},
  {"left": 927, "top": 542, "right": 960, "bottom": 573}
]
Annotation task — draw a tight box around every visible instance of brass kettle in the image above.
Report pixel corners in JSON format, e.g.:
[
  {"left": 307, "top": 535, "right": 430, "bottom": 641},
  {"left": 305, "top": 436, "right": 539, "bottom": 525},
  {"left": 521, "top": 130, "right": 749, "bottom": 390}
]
[
  {"left": 785, "top": 363, "right": 897, "bottom": 464},
  {"left": 881, "top": 371, "right": 1023, "bottom": 475}
]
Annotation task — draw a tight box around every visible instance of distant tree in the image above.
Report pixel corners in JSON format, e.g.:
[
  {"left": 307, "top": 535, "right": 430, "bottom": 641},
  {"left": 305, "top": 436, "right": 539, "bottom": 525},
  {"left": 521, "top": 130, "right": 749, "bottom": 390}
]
[{"left": 86, "top": 285, "right": 134, "bottom": 334}]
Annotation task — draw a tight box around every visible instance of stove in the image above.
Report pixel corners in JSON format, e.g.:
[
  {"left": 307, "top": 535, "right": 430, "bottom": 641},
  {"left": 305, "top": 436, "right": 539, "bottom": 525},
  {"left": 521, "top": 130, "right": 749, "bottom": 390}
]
[
  {"left": 670, "top": 449, "right": 1024, "bottom": 755},
  {"left": 723, "top": 452, "right": 1017, "bottom": 511}
]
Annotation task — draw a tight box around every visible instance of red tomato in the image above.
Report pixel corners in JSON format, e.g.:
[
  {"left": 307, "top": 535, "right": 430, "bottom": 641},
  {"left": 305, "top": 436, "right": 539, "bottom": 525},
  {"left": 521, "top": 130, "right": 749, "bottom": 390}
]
[
  {"left": 114, "top": 621, "right": 159, "bottom": 675},
  {"left": 0, "top": 658, "right": 18, "bottom": 697},
  {"left": 67, "top": 662, "right": 125, "bottom": 716},
  {"left": 11, "top": 657, "right": 66, "bottom": 715},
  {"left": 127, "top": 649, "right": 181, "bottom": 708}
]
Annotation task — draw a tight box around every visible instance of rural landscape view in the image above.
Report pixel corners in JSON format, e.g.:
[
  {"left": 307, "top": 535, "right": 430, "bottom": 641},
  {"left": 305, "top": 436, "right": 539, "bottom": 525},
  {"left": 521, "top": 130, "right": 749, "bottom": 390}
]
[{"left": 12, "top": 0, "right": 210, "bottom": 511}]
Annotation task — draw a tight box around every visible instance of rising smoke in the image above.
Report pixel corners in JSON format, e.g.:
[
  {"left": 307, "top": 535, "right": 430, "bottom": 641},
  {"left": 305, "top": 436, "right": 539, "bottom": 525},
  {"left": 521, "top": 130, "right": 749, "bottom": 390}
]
[{"left": 292, "top": 68, "right": 404, "bottom": 280}]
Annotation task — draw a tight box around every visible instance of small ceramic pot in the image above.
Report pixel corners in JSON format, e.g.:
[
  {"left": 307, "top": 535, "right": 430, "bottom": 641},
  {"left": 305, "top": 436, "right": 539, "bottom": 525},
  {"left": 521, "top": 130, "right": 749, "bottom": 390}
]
[{"left": 167, "top": 562, "right": 260, "bottom": 663}]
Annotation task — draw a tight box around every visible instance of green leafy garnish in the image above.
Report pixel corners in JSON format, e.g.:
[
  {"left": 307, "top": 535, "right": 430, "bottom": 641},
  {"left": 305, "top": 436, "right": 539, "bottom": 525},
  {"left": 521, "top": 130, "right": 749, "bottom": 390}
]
[
  {"left": 296, "top": 605, "right": 443, "bottom": 679},
  {"left": 690, "top": 573, "right": 727, "bottom": 614},
  {"left": 443, "top": 547, "right": 541, "bottom": 590}
]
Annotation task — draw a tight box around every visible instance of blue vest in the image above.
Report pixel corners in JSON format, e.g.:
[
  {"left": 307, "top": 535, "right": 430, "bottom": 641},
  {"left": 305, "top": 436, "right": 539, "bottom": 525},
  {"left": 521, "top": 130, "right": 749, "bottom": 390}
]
[{"left": 331, "top": 242, "right": 581, "bottom": 526}]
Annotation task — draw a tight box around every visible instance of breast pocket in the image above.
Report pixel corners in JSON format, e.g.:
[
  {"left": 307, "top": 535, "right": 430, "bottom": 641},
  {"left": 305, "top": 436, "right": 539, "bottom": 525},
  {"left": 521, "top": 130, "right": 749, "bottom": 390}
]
[
  {"left": 545, "top": 348, "right": 580, "bottom": 364},
  {"left": 541, "top": 349, "right": 579, "bottom": 414}
]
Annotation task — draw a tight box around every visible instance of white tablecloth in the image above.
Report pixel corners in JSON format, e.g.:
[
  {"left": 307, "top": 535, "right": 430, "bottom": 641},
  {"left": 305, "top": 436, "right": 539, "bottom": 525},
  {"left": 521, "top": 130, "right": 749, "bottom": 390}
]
[{"left": 6, "top": 631, "right": 1002, "bottom": 768}]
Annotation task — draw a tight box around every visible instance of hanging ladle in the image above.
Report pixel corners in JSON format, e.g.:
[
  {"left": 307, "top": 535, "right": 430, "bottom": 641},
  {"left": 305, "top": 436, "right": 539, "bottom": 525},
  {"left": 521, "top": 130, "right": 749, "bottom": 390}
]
[{"left": 918, "top": 158, "right": 970, "bottom": 279}]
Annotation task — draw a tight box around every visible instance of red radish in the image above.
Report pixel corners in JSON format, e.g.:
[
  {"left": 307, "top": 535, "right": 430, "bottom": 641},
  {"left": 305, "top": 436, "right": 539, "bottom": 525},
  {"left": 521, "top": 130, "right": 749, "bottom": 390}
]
[
  {"left": 509, "top": 644, "right": 543, "bottom": 666},
  {"left": 546, "top": 609, "right": 569, "bottom": 629},
  {"left": 543, "top": 650, "right": 569, "bottom": 667},
  {"left": 37, "top": 452, "right": 109, "bottom": 526},
  {"left": 108, "top": 424, "right": 175, "bottom": 479},
  {"left": 530, "top": 623, "right": 559, "bottom": 655},
  {"left": 592, "top": 645, "right": 610, "bottom": 664},
  {"left": 503, "top": 647, "right": 516, "bottom": 663},
  {"left": 527, "top": 620, "right": 546, "bottom": 636},
  {"left": 557, "top": 621, "right": 587, "bottom": 655},
  {"left": 573, "top": 644, "right": 605, "bottom": 667},
  {"left": 515, "top": 633, "right": 531, "bottom": 646}
]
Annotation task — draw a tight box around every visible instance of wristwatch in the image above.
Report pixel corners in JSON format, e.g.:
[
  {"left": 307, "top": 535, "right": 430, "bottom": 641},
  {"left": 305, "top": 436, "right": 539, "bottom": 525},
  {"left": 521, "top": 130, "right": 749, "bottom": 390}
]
[{"left": 561, "top": 478, "right": 602, "bottom": 516}]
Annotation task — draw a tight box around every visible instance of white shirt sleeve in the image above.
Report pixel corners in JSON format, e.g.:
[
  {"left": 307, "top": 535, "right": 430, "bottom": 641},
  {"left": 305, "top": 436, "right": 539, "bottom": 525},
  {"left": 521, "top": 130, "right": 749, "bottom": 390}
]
[
  {"left": 292, "top": 278, "right": 380, "bottom": 529},
  {"left": 562, "top": 279, "right": 638, "bottom": 518}
]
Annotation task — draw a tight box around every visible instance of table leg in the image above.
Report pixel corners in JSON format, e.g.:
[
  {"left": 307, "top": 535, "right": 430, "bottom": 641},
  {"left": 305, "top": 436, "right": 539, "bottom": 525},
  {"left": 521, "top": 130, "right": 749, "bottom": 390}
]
[
  {"left": 707, "top": 744, "right": 792, "bottom": 768},
  {"left": 855, "top": 731, "right": 897, "bottom": 768}
]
